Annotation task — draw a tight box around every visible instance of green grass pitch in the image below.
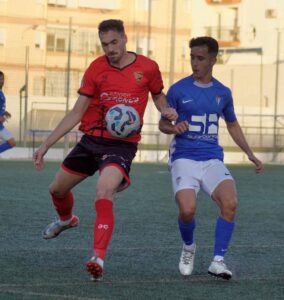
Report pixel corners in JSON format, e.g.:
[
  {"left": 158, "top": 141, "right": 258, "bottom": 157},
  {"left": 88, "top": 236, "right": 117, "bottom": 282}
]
[{"left": 0, "top": 161, "right": 283, "bottom": 299}]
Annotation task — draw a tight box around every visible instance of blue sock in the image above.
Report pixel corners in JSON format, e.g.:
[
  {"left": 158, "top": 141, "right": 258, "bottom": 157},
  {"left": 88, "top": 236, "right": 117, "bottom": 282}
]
[
  {"left": 0, "top": 142, "right": 13, "bottom": 153},
  {"left": 214, "top": 216, "right": 235, "bottom": 257},
  {"left": 178, "top": 218, "right": 196, "bottom": 245}
]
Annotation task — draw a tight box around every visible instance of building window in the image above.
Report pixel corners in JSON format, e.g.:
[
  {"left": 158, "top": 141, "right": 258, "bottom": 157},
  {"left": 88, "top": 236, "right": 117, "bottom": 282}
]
[
  {"left": 45, "top": 71, "right": 65, "bottom": 97},
  {"left": 56, "top": 38, "right": 65, "bottom": 52},
  {"left": 73, "top": 30, "right": 101, "bottom": 55},
  {"left": 265, "top": 9, "right": 277, "bottom": 19},
  {"left": 33, "top": 76, "right": 45, "bottom": 96},
  {"left": 35, "top": 31, "right": 45, "bottom": 49},
  {"left": 46, "top": 29, "right": 68, "bottom": 52},
  {"left": 136, "top": 37, "right": 154, "bottom": 56},
  {"left": 45, "top": 71, "right": 79, "bottom": 97}
]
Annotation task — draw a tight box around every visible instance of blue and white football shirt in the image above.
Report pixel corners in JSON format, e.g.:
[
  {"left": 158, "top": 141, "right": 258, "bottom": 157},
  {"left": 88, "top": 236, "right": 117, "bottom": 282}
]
[
  {"left": 167, "top": 75, "right": 237, "bottom": 162},
  {"left": 0, "top": 90, "right": 6, "bottom": 130}
]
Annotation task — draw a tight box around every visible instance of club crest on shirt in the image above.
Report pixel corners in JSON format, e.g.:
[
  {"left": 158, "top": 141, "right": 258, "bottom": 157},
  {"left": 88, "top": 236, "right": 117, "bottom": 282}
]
[
  {"left": 215, "top": 96, "right": 222, "bottom": 105},
  {"left": 134, "top": 71, "right": 143, "bottom": 83}
]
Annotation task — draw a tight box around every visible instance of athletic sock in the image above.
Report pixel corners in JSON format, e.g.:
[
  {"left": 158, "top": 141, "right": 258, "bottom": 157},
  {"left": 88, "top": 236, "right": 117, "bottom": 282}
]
[
  {"left": 178, "top": 218, "right": 196, "bottom": 246},
  {"left": 0, "top": 142, "right": 12, "bottom": 153},
  {"left": 214, "top": 216, "right": 235, "bottom": 258},
  {"left": 93, "top": 199, "right": 114, "bottom": 260},
  {"left": 51, "top": 192, "right": 74, "bottom": 221}
]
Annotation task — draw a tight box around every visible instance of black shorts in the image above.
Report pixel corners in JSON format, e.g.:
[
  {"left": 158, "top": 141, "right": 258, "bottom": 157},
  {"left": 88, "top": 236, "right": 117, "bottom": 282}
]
[{"left": 62, "top": 135, "right": 138, "bottom": 191}]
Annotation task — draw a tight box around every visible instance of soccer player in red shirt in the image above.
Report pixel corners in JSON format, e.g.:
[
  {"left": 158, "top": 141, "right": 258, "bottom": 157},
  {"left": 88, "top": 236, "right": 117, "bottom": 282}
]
[{"left": 33, "top": 19, "right": 177, "bottom": 281}]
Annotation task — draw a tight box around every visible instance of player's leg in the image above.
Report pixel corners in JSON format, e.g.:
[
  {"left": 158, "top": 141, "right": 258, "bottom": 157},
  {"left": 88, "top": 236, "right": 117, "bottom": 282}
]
[
  {"left": 43, "top": 141, "right": 92, "bottom": 239},
  {"left": 202, "top": 160, "right": 237, "bottom": 279},
  {"left": 49, "top": 167, "right": 86, "bottom": 220},
  {"left": 176, "top": 189, "right": 197, "bottom": 276},
  {"left": 94, "top": 165, "right": 123, "bottom": 259},
  {"left": 170, "top": 159, "right": 200, "bottom": 276},
  {"left": 86, "top": 139, "right": 137, "bottom": 280},
  {"left": 86, "top": 165, "right": 124, "bottom": 280},
  {"left": 43, "top": 167, "right": 86, "bottom": 239}
]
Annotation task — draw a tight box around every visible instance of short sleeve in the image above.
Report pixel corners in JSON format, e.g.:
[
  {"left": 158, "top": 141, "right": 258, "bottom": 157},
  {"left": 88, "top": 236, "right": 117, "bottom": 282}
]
[
  {"left": 148, "top": 61, "right": 164, "bottom": 95},
  {"left": 166, "top": 85, "right": 177, "bottom": 109},
  {"left": 223, "top": 90, "right": 237, "bottom": 122},
  {"left": 78, "top": 63, "right": 97, "bottom": 97}
]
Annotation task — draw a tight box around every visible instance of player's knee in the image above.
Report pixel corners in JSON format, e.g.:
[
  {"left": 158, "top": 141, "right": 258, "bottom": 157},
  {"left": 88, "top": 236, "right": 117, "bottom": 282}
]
[
  {"left": 96, "top": 184, "right": 116, "bottom": 200},
  {"left": 221, "top": 197, "right": 237, "bottom": 220},
  {"left": 49, "top": 184, "right": 67, "bottom": 198},
  {"left": 227, "top": 197, "right": 238, "bottom": 212},
  {"left": 179, "top": 209, "right": 196, "bottom": 223},
  {"left": 96, "top": 188, "right": 115, "bottom": 200}
]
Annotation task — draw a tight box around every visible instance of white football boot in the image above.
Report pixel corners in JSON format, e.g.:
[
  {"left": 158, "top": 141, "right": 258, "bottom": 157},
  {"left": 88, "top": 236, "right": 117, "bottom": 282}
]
[
  {"left": 179, "top": 244, "right": 196, "bottom": 276},
  {"left": 208, "top": 259, "right": 232, "bottom": 280},
  {"left": 43, "top": 215, "right": 79, "bottom": 239}
]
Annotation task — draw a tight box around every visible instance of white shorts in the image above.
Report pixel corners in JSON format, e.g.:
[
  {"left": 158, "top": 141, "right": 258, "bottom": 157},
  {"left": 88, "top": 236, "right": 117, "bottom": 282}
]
[
  {"left": 169, "top": 158, "right": 234, "bottom": 197},
  {"left": 0, "top": 127, "right": 14, "bottom": 141}
]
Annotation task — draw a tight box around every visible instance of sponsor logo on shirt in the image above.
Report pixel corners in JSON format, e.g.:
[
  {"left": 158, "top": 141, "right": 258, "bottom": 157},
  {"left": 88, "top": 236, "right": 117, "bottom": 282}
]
[
  {"left": 100, "top": 92, "right": 139, "bottom": 104},
  {"left": 182, "top": 99, "right": 194, "bottom": 104},
  {"left": 186, "top": 134, "right": 218, "bottom": 141}
]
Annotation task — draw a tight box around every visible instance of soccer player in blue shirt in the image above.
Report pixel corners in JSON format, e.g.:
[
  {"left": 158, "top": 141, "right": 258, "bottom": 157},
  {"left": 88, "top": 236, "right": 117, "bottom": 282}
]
[
  {"left": 0, "top": 71, "right": 16, "bottom": 154},
  {"left": 159, "top": 37, "right": 263, "bottom": 280}
]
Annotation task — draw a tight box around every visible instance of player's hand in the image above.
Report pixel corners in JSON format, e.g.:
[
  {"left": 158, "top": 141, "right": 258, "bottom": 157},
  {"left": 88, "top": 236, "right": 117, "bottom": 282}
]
[
  {"left": 2, "top": 111, "right": 11, "bottom": 122},
  {"left": 174, "top": 120, "right": 189, "bottom": 134},
  {"left": 4, "top": 111, "right": 11, "bottom": 119},
  {"left": 248, "top": 154, "right": 264, "bottom": 174},
  {"left": 161, "top": 107, "right": 178, "bottom": 121},
  {"left": 33, "top": 143, "right": 48, "bottom": 171}
]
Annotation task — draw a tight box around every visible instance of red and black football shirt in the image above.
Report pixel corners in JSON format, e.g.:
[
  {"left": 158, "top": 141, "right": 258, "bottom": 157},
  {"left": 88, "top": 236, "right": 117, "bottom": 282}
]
[{"left": 78, "top": 52, "right": 164, "bottom": 142}]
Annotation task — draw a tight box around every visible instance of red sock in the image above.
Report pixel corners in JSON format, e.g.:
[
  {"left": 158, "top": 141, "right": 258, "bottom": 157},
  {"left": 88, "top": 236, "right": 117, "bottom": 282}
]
[
  {"left": 94, "top": 199, "right": 114, "bottom": 260},
  {"left": 51, "top": 192, "right": 74, "bottom": 221}
]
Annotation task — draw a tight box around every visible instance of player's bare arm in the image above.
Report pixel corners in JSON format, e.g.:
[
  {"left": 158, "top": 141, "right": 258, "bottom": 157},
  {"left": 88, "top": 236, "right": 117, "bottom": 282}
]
[
  {"left": 33, "top": 95, "right": 91, "bottom": 170},
  {"left": 226, "top": 120, "right": 264, "bottom": 173},
  {"left": 152, "top": 92, "right": 178, "bottom": 121},
  {"left": 159, "top": 118, "right": 189, "bottom": 135}
]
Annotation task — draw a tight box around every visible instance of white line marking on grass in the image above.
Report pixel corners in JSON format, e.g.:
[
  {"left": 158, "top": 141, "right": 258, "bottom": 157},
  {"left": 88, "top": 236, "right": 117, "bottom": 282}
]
[
  {"left": 1, "top": 244, "right": 283, "bottom": 252},
  {"left": 0, "top": 289, "right": 104, "bottom": 300},
  {"left": 0, "top": 276, "right": 283, "bottom": 288}
]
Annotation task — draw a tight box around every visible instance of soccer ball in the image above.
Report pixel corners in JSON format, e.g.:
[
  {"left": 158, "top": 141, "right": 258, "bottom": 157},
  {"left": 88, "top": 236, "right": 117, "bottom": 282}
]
[{"left": 105, "top": 104, "right": 140, "bottom": 138}]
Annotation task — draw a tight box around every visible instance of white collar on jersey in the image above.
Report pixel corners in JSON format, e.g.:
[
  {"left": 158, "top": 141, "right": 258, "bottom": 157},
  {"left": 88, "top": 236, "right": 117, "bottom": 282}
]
[{"left": 193, "top": 81, "right": 213, "bottom": 88}]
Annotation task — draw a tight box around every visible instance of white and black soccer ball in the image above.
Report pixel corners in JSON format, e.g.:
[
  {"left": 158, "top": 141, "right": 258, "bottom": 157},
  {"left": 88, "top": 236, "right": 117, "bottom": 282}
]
[{"left": 105, "top": 104, "right": 140, "bottom": 138}]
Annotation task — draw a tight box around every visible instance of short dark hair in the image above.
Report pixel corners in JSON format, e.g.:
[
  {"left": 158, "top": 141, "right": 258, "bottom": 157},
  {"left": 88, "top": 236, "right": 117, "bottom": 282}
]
[
  {"left": 98, "top": 19, "right": 125, "bottom": 35},
  {"left": 0, "top": 71, "right": 4, "bottom": 77},
  {"left": 189, "top": 36, "right": 219, "bottom": 56}
]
